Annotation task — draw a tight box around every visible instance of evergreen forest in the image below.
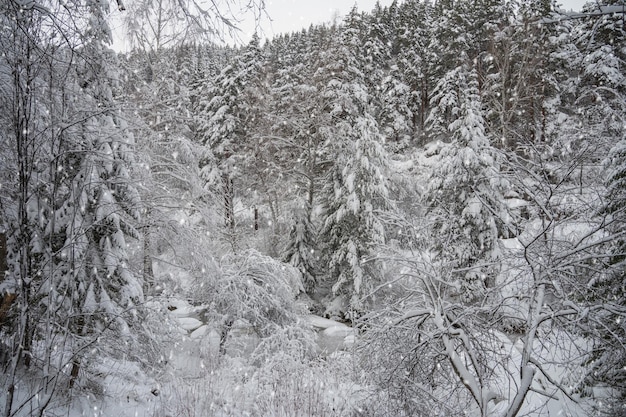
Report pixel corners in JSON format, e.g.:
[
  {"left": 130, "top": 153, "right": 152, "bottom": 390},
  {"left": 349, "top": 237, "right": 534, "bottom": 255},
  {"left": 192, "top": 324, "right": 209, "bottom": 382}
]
[{"left": 1, "top": 0, "right": 625, "bottom": 416}]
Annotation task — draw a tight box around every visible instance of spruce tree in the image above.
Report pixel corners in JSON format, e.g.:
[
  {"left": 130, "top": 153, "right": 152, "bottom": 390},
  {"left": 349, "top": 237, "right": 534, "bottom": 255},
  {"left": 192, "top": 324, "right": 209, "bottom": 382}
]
[
  {"left": 283, "top": 208, "right": 318, "bottom": 294},
  {"left": 0, "top": 0, "right": 143, "bottom": 411},
  {"left": 196, "top": 34, "right": 267, "bottom": 233},
  {"left": 316, "top": 22, "right": 390, "bottom": 314},
  {"left": 575, "top": 4, "right": 626, "bottom": 406},
  {"left": 379, "top": 65, "right": 414, "bottom": 145},
  {"left": 53, "top": 0, "right": 144, "bottom": 387},
  {"left": 586, "top": 132, "right": 626, "bottom": 407},
  {"left": 425, "top": 65, "right": 508, "bottom": 300}
]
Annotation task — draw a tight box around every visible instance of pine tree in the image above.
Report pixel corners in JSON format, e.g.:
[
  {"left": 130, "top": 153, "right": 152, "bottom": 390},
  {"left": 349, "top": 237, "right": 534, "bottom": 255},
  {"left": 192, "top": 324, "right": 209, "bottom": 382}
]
[
  {"left": 0, "top": 1, "right": 143, "bottom": 410},
  {"left": 361, "top": 3, "right": 393, "bottom": 114},
  {"left": 572, "top": 2, "right": 625, "bottom": 148},
  {"left": 283, "top": 207, "right": 318, "bottom": 294},
  {"left": 196, "top": 34, "right": 268, "bottom": 233},
  {"left": 269, "top": 26, "right": 334, "bottom": 280},
  {"left": 584, "top": 132, "right": 626, "bottom": 407},
  {"left": 196, "top": 34, "right": 265, "bottom": 165},
  {"left": 321, "top": 117, "right": 389, "bottom": 311},
  {"left": 53, "top": 0, "right": 144, "bottom": 388},
  {"left": 379, "top": 65, "right": 414, "bottom": 145},
  {"left": 425, "top": 65, "right": 509, "bottom": 300},
  {"left": 316, "top": 23, "right": 390, "bottom": 313},
  {"left": 428, "top": 0, "right": 473, "bottom": 77},
  {"left": 576, "top": 6, "right": 626, "bottom": 405},
  {"left": 486, "top": 1, "right": 570, "bottom": 150}
]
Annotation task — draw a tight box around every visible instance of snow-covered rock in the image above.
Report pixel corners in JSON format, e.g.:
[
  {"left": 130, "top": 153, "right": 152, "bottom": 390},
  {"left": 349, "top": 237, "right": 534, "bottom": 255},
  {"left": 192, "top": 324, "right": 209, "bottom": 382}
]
[
  {"left": 318, "top": 325, "right": 354, "bottom": 354},
  {"left": 343, "top": 334, "right": 356, "bottom": 349},
  {"left": 190, "top": 324, "right": 208, "bottom": 339},
  {"left": 309, "top": 315, "right": 347, "bottom": 330},
  {"left": 178, "top": 317, "right": 203, "bottom": 331},
  {"left": 307, "top": 315, "right": 356, "bottom": 355},
  {"left": 206, "top": 328, "right": 222, "bottom": 357},
  {"left": 167, "top": 298, "right": 197, "bottom": 317}
]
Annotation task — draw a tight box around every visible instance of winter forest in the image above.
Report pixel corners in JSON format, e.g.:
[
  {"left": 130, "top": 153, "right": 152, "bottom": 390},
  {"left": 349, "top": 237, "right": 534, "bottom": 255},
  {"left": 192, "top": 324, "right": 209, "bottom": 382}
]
[{"left": 1, "top": 0, "right": 625, "bottom": 415}]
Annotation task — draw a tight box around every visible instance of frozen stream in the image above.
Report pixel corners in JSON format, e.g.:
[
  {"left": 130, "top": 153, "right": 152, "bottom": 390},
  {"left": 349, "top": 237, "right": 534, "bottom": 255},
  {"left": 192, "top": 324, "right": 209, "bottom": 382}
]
[{"left": 167, "top": 298, "right": 356, "bottom": 363}]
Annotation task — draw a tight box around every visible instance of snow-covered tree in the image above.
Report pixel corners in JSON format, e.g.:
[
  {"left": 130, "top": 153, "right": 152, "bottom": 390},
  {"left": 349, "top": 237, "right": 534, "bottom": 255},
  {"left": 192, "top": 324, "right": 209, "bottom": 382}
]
[
  {"left": 196, "top": 34, "right": 268, "bottom": 235},
  {"left": 379, "top": 65, "right": 414, "bottom": 145},
  {"left": 321, "top": 119, "right": 389, "bottom": 312},
  {"left": 425, "top": 64, "right": 509, "bottom": 299},
  {"left": 59, "top": 0, "right": 143, "bottom": 387},
  {"left": 0, "top": 1, "right": 143, "bottom": 413},
  {"left": 395, "top": 0, "right": 433, "bottom": 138},
  {"left": 360, "top": 4, "right": 393, "bottom": 116},
  {"left": 583, "top": 132, "right": 626, "bottom": 408},
  {"left": 485, "top": 1, "right": 573, "bottom": 151},
  {"left": 196, "top": 34, "right": 265, "bottom": 165},
  {"left": 428, "top": 0, "right": 473, "bottom": 77},
  {"left": 315, "top": 22, "right": 390, "bottom": 313},
  {"left": 282, "top": 208, "right": 318, "bottom": 295},
  {"left": 124, "top": 0, "right": 267, "bottom": 50},
  {"left": 603, "top": 136, "right": 626, "bottom": 278},
  {"left": 426, "top": 63, "right": 464, "bottom": 140},
  {"left": 572, "top": 2, "right": 625, "bottom": 151}
]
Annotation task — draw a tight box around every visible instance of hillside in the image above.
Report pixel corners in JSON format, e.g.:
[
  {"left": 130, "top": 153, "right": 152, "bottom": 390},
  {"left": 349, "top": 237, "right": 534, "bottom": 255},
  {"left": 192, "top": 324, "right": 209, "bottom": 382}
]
[{"left": 1, "top": 0, "right": 625, "bottom": 416}]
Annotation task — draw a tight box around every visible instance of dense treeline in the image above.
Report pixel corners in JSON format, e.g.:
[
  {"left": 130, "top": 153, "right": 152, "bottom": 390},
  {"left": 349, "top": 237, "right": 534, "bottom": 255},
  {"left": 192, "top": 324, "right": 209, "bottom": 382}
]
[{"left": 1, "top": 0, "right": 625, "bottom": 415}]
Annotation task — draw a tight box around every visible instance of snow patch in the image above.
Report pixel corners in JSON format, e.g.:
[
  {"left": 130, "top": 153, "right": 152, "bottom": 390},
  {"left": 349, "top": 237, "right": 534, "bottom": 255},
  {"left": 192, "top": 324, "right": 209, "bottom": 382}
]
[{"left": 178, "top": 317, "right": 201, "bottom": 331}]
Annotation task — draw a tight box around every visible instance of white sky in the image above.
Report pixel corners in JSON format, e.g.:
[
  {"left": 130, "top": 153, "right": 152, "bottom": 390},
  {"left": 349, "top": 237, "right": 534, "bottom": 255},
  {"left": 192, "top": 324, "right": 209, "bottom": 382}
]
[
  {"left": 242, "top": 0, "right": 395, "bottom": 42},
  {"left": 111, "top": 0, "right": 593, "bottom": 51},
  {"left": 559, "top": 0, "right": 590, "bottom": 11},
  {"left": 233, "top": 0, "right": 591, "bottom": 44}
]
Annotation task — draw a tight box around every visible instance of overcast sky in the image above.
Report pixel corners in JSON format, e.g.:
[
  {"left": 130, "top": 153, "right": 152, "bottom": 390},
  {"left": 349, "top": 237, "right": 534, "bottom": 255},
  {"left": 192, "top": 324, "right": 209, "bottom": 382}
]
[
  {"left": 235, "top": 0, "right": 591, "bottom": 44},
  {"left": 242, "top": 0, "right": 395, "bottom": 41},
  {"left": 111, "top": 0, "right": 592, "bottom": 50}
]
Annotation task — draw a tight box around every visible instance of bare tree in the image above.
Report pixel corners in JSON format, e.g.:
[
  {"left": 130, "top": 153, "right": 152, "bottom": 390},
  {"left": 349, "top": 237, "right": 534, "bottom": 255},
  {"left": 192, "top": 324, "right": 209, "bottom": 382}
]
[
  {"left": 123, "top": 0, "right": 268, "bottom": 53},
  {"left": 362, "top": 134, "right": 625, "bottom": 416}
]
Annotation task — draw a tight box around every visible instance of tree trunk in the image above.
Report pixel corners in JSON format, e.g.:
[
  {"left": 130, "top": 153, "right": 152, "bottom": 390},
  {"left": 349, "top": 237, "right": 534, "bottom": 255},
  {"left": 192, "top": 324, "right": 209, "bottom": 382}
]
[
  {"left": 142, "top": 208, "right": 154, "bottom": 293},
  {"left": 69, "top": 358, "right": 80, "bottom": 389},
  {"left": 0, "top": 234, "right": 13, "bottom": 323},
  {"left": 22, "top": 318, "right": 32, "bottom": 368},
  {"left": 223, "top": 174, "right": 235, "bottom": 229},
  {"left": 3, "top": 380, "right": 15, "bottom": 417},
  {"left": 254, "top": 206, "right": 259, "bottom": 231},
  {"left": 0, "top": 233, "right": 6, "bottom": 279}
]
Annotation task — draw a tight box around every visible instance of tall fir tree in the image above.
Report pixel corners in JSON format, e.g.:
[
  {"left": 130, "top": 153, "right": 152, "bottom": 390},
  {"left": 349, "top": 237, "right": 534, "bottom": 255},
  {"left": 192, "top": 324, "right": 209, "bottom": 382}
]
[
  {"left": 316, "top": 21, "right": 390, "bottom": 314},
  {"left": 196, "top": 34, "right": 267, "bottom": 233},
  {"left": 0, "top": 1, "right": 143, "bottom": 410},
  {"left": 575, "top": 3, "right": 626, "bottom": 407},
  {"left": 586, "top": 131, "right": 626, "bottom": 407},
  {"left": 425, "top": 65, "right": 509, "bottom": 300}
]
